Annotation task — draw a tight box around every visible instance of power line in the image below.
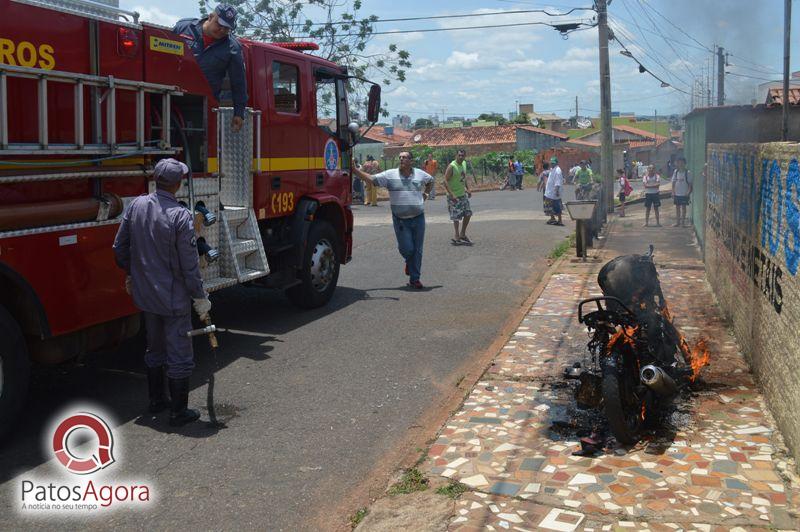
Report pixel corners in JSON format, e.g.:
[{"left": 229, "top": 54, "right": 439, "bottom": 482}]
[
  {"left": 608, "top": 15, "right": 692, "bottom": 90},
  {"left": 725, "top": 71, "right": 778, "bottom": 82},
  {"left": 612, "top": 34, "right": 692, "bottom": 95},
  {"left": 638, "top": 0, "right": 714, "bottom": 53},
  {"left": 293, "top": 19, "right": 596, "bottom": 38},
  {"left": 634, "top": 0, "right": 701, "bottom": 84},
  {"left": 293, "top": 7, "right": 596, "bottom": 27}
]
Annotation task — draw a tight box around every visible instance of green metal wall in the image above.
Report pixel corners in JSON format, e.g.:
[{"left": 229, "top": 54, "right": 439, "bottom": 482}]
[{"left": 684, "top": 114, "right": 707, "bottom": 252}]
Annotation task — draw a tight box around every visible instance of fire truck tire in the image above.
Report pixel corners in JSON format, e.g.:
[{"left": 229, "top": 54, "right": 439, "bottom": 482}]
[
  {"left": 0, "top": 304, "right": 30, "bottom": 441},
  {"left": 286, "top": 220, "right": 340, "bottom": 309}
]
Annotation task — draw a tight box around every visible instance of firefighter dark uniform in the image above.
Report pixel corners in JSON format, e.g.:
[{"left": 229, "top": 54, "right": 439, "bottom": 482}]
[
  {"left": 113, "top": 158, "right": 211, "bottom": 426},
  {"left": 173, "top": 4, "right": 248, "bottom": 120}
]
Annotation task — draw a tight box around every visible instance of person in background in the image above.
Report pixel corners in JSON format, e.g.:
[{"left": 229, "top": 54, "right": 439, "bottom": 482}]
[
  {"left": 423, "top": 154, "right": 439, "bottom": 199},
  {"left": 617, "top": 168, "right": 632, "bottom": 217},
  {"left": 574, "top": 160, "right": 595, "bottom": 199},
  {"left": 361, "top": 155, "right": 380, "bottom": 206},
  {"left": 671, "top": 156, "right": 692, "bottom": 227},
  {"left": 643, "top": 165, "right": 662, "bottom": 227},
  {"left": 513, "top": 157, "right": 525, "bottom": 190},
  {"left": 544, "top": 156, "right": 564, "bottom": 226},
  {"left": 352, "top": 156, "right": 364, "bottom": 203},
  {"left": 538, "top": 162, "right": 550, "bottom": 217},
  {"left": 504, "top": 156, "right": 516, "bottom": 190},
  {"left": 443, "top": 149, "right": 473, "bottom": 245}
]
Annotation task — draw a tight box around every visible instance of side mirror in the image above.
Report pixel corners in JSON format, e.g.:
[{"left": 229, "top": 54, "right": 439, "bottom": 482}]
[
  {"left": 347, "top": 122, "right": 361, "bottom": 147},
  {"left": 367, "top": 84, "right": 381, "bottom": 124}
]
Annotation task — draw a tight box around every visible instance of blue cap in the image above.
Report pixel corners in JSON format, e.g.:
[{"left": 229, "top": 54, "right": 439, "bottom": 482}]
[
  {"left": 215, "top": 4, "right": 237, "bottom": 30},
  {"left": 154, "top": 158, "right": 189, "bottom": 185}
]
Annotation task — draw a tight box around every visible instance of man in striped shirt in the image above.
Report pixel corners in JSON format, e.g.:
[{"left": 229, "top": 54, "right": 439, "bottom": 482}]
[{"left": 354, "top": 151, "right": 434, "bottom": 289}]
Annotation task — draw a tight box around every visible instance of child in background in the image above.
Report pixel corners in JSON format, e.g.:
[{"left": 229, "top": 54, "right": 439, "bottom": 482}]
[{"left": 617, "top": 168, "right": 632, "bottom": 217}]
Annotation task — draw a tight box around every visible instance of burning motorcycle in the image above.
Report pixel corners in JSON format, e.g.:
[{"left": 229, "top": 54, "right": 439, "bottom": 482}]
[{"left": 571, "top": 247, "right": 709, "bottom": 445}]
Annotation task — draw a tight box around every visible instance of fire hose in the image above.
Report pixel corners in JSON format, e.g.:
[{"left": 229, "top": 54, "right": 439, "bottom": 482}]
[{"left": 185, "top": 315, "right": 224, "bottom": 429}]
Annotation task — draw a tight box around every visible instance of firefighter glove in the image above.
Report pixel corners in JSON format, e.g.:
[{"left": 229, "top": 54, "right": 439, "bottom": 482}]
[{"left": 193, "top": 297, "right": 212, "bottom": 321}]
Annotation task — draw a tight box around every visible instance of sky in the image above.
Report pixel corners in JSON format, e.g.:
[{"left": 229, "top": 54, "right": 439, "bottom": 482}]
[{"left": 121, "top": 0, "right": 799, "bottom": 122}]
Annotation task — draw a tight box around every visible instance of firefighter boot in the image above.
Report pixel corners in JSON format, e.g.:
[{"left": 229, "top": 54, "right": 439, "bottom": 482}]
[
  {"left": 168, "top": 377, "right": 201, "bottom": 426},
  {"left": 147, "top": 366, "right": 168, "bottom": 413}
]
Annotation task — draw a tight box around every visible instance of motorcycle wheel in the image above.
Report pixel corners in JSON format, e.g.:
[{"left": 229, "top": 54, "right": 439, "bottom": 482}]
[{"left": 602, "top": 361, "right": 646, "bottom": 445}]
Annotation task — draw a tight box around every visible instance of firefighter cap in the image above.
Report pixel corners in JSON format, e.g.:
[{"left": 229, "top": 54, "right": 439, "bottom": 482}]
[
  {"left": 154, "top": 158, "right": 189, "bottom": 186},
  {"left": 215, "top": 4, "right": 238, "bottom": 30}
]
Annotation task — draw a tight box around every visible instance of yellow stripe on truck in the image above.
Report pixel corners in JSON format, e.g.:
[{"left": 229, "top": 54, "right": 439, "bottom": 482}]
[{"left": 208, "top": 157, "right": 333, "bottom": 173}]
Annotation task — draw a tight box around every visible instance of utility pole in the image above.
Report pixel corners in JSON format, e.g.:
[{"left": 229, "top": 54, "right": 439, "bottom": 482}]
[
  {"left": 575, "top": 95, "right": 579, "bottom": 120},
  {"left": 717, "top": 46, "right": 725, "bottom": 106},
  {"left": 597, "top": 0, "right": 614, "bottom": 214},
  {"left": 706, "top": 58, "right": 712, "bottom": 107},
  {"left": 654, "top": 109, "right": 657, "bottom": 146},
  {"left": 782, "top": 0, "right": 792, "bottom": 141}
]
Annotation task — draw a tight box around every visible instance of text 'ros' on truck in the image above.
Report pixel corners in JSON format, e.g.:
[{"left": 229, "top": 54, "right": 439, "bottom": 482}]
[{"left": 0, "top": 0, "right": 381, "bottom": 439}]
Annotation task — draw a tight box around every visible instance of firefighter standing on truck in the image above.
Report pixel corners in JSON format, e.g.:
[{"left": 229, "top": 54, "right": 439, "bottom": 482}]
[
  {"left": 173, "top": 4, "right": 247, "bottom": 132},
  {"left": 112, "top": 158, "right": 212, "bottom": 427}
]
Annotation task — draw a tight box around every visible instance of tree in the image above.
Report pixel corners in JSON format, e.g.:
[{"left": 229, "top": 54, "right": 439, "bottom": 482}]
[
  {"left": 200, "top": 0, "right": 412, "bottom": 118},
  {"left": 512, "top": 112, "right": 530, "bottom": 124},
  {"left": 477, "top": 113, "right": 507, "bottom": 125},
  {"left": 414, "top": 118, "right": 434, "bottom": 130}
]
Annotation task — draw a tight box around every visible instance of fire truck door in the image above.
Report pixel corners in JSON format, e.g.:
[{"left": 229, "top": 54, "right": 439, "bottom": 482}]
[
  {"left": 311, "top": 71, "right": 349, "bottom": 202},
  {"left": 266, "top": 57, "right": 309, "bottom": 215}
]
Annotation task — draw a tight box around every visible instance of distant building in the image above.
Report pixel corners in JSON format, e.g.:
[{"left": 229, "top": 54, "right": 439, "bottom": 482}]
[
  {"left": 392, "top": 114, "right": 411, "bottom": 129},
  {"left": 757, "top": 74, "right": 800, "bottom": 104},
  {"left": 390, "top": 124, "right": 568, "bottom": 158},
  {"left": 518, "top": 103, "right": 534, "bottom": 115}
]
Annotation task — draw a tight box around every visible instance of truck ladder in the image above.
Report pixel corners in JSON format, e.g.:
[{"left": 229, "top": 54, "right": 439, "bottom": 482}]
[
  {"left": 0, "top": 63, "right": 182, "bottom": 156},
  {"left": 213, "top": 108, "right": 269, "bottom": 286}
]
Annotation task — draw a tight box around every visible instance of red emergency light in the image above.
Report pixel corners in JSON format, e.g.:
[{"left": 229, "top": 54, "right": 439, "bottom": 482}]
[
  {"left": 270, "top": 41, "right": 319, "bottom": 52},
  {"left": 117, "top": 27, "right": 139, "bottom": 58}
]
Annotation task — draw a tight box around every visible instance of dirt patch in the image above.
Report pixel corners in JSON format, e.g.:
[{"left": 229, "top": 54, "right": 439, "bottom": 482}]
[{"left": 355, "top": 491, "right": 454, "bottom": 532}]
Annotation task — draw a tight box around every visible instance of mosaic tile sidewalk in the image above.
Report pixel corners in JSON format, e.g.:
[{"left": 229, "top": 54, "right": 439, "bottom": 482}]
[{"left": 423, "top": 268, "right": 800, "bottom": 531}]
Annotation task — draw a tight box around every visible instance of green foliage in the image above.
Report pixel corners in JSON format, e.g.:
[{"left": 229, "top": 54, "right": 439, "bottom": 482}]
[
  {"left": 414, "top": 118, "right": 434, "bottom": 130},
  {"left": 349, "top": 507, "right": 368, "bottom": 528},
  {"left": 435, "top": 481, "right": 468, "bottom": 499},
  {"left": 512, "top": 112, "right": 530, "bottom": 124},
  {"left": 549, "top": 233, "right": 576, "bottom": 259},
  {"left": 388, "top": 468, "right": 429, "bottom": 495},
  {"left": 382, "top": 147, "right": 538, "bottom": 180},
  {"left": 477, "top": 113, "right": 507, "bottom": 125},
  {"left": 199, "top": 0, "right": 411, "bottom": 120}
]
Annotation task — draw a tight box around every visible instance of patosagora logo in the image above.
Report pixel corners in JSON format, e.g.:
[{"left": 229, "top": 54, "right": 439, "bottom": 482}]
[
  {"left": 17, "top": 406, "right": 154, "bottom": 516},
  {"left": 52, "top": 412, "right": 115, "bottom": 475}
]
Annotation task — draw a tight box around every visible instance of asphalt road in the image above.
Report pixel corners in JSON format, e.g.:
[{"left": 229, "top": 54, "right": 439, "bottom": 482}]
[{"left": 0, "top": 187, "right": 577, "bottom": 531}]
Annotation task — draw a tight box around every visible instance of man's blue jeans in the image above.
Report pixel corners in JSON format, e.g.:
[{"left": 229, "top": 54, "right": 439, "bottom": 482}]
[{"left": 392, "top": 213, "right": 425, "bottom": 282}]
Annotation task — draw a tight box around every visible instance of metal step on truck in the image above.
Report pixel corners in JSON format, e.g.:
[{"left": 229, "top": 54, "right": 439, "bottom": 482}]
[{"left": 0, "top": 0, "right": 381, "bottom": 439}]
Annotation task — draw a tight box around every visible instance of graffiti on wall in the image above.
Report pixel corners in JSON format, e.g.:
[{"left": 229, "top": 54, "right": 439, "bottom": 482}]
[{"left": 707, "top": 148, "right": 800, "bottom": 314}]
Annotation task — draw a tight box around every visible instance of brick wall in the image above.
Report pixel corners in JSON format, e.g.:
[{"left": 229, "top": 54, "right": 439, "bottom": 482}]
[{"left": 704, "top": 142, "right": 800, "bottom": 460}]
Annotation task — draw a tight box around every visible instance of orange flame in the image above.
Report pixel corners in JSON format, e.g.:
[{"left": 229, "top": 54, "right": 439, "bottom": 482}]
[
  {"left": 686, "top": 338, "right": 710, "bottom": 382},
  {"left": 607, "top": 325, "right": 638, "bottom": 351},
  {"left": 662, "top": 304, "right": 710, "bottom": 382}
]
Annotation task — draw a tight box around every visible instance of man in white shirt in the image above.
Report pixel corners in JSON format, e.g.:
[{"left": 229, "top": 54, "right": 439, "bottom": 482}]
[
  {"left": 545, "top": 156, "right": 564, "bottom": 226},
  {"left": 353, "top": 151, "right": 433, "bottom": 289}
]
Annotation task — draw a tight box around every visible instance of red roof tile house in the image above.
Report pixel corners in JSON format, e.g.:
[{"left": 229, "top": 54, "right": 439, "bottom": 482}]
[{"left": 385, "top": 125, "right": 567, "bottom": 158}]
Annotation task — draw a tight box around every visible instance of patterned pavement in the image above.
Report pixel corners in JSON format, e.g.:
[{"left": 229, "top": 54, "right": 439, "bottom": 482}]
[{"left": 422, "top": 269, "right": 800, "bottom": 531}]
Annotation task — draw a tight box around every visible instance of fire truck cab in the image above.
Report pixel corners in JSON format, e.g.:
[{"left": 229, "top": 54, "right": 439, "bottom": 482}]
[{"left": 0, "top": 0, "right": 380, "bottom": 438}]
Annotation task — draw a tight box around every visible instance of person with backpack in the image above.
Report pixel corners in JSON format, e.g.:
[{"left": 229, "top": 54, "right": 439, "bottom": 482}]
[{"left": 671, "top": 156, "right": 692, "bottom": 227}]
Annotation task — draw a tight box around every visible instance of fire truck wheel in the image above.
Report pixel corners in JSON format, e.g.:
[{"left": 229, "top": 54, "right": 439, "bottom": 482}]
[
  {"left": 0, "top": 304, "right": 30, "bottom": 441},
  {"left": 287, "top": 220, "right": 340, "bottom": 309}
]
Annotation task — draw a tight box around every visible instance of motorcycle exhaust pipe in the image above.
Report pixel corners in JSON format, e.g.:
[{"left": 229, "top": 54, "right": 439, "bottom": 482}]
[{"left": 640, "top": 365, "right": 678, "bottom": 397}]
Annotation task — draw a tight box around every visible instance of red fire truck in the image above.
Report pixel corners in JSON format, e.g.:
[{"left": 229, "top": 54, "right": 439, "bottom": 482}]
[{"left": 0, "top": 0, "right": 380, "bottom": 437}]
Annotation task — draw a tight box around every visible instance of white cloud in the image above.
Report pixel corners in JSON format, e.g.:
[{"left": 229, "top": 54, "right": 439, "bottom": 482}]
[
  {"left": 132, "top": 5, "right": 179, "bottom": 27},
  {"left": 446, "top": 51, "right": 480, "bottom": 69}
]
